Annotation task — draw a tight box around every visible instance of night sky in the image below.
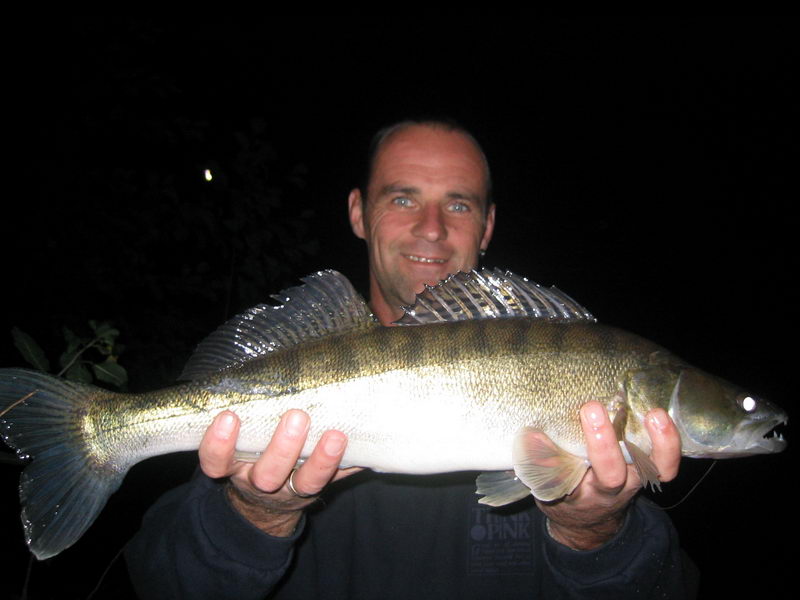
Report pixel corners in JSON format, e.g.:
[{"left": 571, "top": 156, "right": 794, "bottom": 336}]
[{"left": 2, "top": 18, "right": 796, "bottom": 598}]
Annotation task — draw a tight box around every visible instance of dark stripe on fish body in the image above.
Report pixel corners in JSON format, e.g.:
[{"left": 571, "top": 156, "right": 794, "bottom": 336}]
[
  {"left": 547, "top": 321, "right": 571, "bottom": 353},
  {"left": 469, "top": 320, "right": 491, "bottom": 356},
  {"left": 508, "top": 318, "right": 531, "bottom": 354},
  {"left": 293, "top": 337, "right": 323, "bottom": 385},
  {"left": 331, "top": 335, "right": 363, "bottom": 381},
  {"left": 438, "top": 322, "right": 469, "bottom": 363},
  {"left": 278, "top": 344, "right": 302, "bottom": 391},
  {"left": 318, "top": 334, "right": 359, "bottom": 384},
  {"left": 357, "top": 326, "right": 381, "bottom": 372},
  {"left": 570, "top": 323, "right": 595, "bottom": 352},
  {"left": 399, "top": 326, "right": 426, "bottom": 368},
  {"left": 599, "top": 325, "right": 621, "bottom": 356},
  {"left": 583, "top": 324, "right": 633, "bottom": 360},
  {"left": 374, "top": 325, "right": 397, "bottom": 365},
  {"left": 350, "top": 325, "right": 405, "bottom": 377},
  {"left": 576, "top": 323, "right": 609, "bottom": 353}
]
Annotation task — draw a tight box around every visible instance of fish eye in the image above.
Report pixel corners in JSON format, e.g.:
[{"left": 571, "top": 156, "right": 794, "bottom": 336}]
[{"left": 739, "top": 395, "right": 757, "bottom": 412}]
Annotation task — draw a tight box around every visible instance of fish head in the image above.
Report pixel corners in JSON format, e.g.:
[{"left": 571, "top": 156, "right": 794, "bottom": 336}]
[{"left": 669, "top": 367, "right": 787, "bottom": 458}]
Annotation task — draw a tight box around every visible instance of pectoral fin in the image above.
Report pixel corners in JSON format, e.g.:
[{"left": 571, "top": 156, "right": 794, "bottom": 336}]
[
  {"left": 512, "top": 427, "right": 589, "bottom": 502},
  {"left": 623, "top": 440, "right": 661, "bottom": 492},
  {"left": 611, "top": 399, "right": 661, "bottom": 492}
]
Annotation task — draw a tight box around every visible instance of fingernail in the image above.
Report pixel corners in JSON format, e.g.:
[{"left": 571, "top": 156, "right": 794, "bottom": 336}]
[
  {"left": 582, "top": 403, "right": 604, "bottom": 430},
  {"left": 285, "top": 411, "right": 308, "bottom": 437},
  {"left": 216, "top": 412, "right": 236, "bottom": 440},
  {"left": 324, "top": 434, "right": 346, "bottom": 456}
]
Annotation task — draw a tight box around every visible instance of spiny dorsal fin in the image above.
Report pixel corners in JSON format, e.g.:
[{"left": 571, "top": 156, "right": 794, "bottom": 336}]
[
  {"left": 395, "top": 268, "right": 595, "bottom": 325},
  {"left": 180, "top": 270, "right": 376, "bottom": 381}
]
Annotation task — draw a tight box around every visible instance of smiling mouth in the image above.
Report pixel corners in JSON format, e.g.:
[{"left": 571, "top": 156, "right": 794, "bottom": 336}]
[{"left": 404, "top": 254, "right": 446, "bottom": 264}]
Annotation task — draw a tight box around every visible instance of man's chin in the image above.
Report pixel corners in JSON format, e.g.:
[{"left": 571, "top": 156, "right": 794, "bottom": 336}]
[
  {"left": 418, "top": 268, "right": 456, "bottom": 288},
  {"left": 404, "top": 277, "right": 446, "bottom": 303},
  {"left": 389, "top": 264, "right": 460, "bottom": 306}
]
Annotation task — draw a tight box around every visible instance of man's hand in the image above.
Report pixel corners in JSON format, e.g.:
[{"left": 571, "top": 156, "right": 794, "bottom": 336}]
[
  {"left": 199, "top": 409, "right": 360, "bottom": 537},
  {"left": 537, "top": 402, "right": 681, "bottom": 551}
]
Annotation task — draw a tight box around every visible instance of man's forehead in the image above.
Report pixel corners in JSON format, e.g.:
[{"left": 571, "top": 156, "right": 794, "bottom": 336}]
[
  {"left": 368, "top": 125, "right": 490, "bottom": 201},
  {"left": 375, "top": 125, "right": 484, "bottom": 167},
  {"left": 376, "top": 183, "right": 483, "bottom": 203}
]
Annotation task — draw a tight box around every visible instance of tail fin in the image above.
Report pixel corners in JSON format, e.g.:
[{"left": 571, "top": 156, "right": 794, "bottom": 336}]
[{"left": 0, "top": 368, "right": 126, "bottom": 560}]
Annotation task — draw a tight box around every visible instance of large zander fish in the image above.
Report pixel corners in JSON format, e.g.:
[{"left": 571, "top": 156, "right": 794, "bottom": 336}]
[{"left": 0, "top": 269, "right": 787, "bottom": 560}]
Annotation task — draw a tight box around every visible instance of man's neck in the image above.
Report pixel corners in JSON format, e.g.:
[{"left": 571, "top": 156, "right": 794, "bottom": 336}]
[
  {"left": 367, "top": 279, "right": 405, "bottom": 325},
  {"left": 368, "top": 297, "right": 403, "bottom": 326}
]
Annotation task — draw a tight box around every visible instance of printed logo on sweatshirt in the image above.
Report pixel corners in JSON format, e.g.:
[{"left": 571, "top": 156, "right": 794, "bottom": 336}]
[{"left": 467, "top": 504, "right": 534, "bottom": 574}]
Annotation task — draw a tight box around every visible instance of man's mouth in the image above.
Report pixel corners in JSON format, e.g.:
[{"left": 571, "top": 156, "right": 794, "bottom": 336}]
[{"left": 404, "top": 255, "right": 446, "bottom": 264}]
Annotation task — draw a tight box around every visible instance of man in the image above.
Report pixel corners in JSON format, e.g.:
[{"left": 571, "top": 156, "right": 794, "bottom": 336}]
[{"left": 127, "top": 120, "right": 692, "bottom": 598}]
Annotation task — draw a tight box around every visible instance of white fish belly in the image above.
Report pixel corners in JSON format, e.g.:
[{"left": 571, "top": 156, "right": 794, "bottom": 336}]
[{"left": 229, "top": 370, "right": 521, "bottom": 474}]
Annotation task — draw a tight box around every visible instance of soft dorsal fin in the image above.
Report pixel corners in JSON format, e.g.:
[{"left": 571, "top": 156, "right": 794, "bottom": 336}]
[
  {"left": 180, "top": 270, "right": 376, "bottom": 381},
  {"left": 395, "top": 268, "right": 595, "bottom": 325}
]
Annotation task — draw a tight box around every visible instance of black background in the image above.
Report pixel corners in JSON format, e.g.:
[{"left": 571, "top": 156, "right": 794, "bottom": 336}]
[{"left": 1, "top": 18, "right": 795, "bottom": 598}]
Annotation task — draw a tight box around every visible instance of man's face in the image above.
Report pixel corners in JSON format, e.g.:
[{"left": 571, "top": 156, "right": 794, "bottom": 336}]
[{"left": 349, "top": 125, "right": 495, "bottom": 321}]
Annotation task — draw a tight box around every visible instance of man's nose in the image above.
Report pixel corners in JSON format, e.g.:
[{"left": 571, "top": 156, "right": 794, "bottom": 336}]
[{"left": 412, "top": 205, "right": 447, "bottom": 242}]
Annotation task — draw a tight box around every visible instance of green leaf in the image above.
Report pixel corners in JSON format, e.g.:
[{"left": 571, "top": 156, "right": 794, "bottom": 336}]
[
  {"left": 65, "top": 362, "right": 93, "bottom": 384},
  {"left": 59, "top": 349, "right": 79, "bottom": 370},
  {"left": 90, "top": 321, "right": 120, "bottom": 342},
  {"left": 93, "top": 360, "right": 127, "bottom": 388},
  {"left": 11, "top": 327, "right": 50, "bottom": 372},
  {"left": 62, "top": 327, "right": 82, "bottom": 355}
]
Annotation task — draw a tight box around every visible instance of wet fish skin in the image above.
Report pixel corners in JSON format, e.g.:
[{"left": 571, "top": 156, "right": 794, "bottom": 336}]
[
  {"left": 0, "top": 269, "right": 787, "bottom": 560},
  {"left": 82, "top": 319, "right": 671, "bottom": 473}
]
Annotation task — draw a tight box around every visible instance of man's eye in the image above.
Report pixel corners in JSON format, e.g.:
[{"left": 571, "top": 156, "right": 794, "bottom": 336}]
[
  {"left": 449, "top": 202, "right": 469, "bottom": 213},
  {"left": 392, "top": 197, "right": 413, "bottom": 207}
]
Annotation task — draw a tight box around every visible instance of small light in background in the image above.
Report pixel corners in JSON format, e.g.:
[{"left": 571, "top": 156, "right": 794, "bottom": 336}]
[{"left": 204, "top": 169, "right": 213, "bottom": 182}]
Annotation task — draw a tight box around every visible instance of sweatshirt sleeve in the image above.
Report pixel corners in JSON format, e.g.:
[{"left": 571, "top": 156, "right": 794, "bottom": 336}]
[
  {"left": 538, "top": 496, "right": 696, "bottom": 599},
  {"left": 125, "top": 472, "right": 301, "bottom": 600}
]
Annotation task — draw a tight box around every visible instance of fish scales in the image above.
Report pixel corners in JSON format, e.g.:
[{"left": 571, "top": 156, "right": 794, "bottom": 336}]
[
  {"left": 0, "top": 268, "right": 787, "bottom": 560},
  {"left": 79, "top": 320, "right": 663, "bottom": 476},
  {"left": 66, "top": 319, "right": 680, "bottom": 476}
]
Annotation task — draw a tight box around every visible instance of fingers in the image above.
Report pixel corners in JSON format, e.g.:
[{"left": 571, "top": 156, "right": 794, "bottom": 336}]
[
  {"left": 288, "top": 430, "right": 348, "bottom": 496},
  {"left": 201, "top": 409, "right": 352, "bottom": 535},
  {"left": 200, "top": 409, "right": 350, "bottom": 500},
  {"left": 248, "top": 410, "right": 310, "bottom": 492},
  {"left": 199, "top": 411, "right": 240, "bottom": 478},
  {"left": 580, "top": 403, "right": 682, "bottom": 492},
  {"left": 540, "top": 402, "right": 681, "bottom": 550},
  {"left": 245, "top": 410, "right": 349, "bottom": 497},
  {"left": 580, "top": 402, "right": 628, "bottom": 492},
  {"left": 645, "top": 408, "right": 682, "bottom": 482}
]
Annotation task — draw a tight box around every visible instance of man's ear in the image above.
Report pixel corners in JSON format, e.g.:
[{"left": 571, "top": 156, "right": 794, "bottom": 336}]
[{"left": 348, "top": 188, "right": 366, "bottom": 240}]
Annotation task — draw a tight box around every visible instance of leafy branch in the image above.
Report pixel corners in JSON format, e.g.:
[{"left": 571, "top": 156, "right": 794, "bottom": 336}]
[{"left": 11, "top": 320, "right": 128, "bottom": 389}]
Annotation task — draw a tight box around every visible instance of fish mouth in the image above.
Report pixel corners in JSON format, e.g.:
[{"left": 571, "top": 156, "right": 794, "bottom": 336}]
[
  {"left": 729, "top": 414, "right": 788, "bottom": 456},
  {"left": 749, "top": 417, "right": 788, "bottom": 452},
  {"left": 403, "top": 254, "right": 447, "bottom": 265},
  {"left": 678, "top": 408, "right": 788, "bottom": 459}
]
